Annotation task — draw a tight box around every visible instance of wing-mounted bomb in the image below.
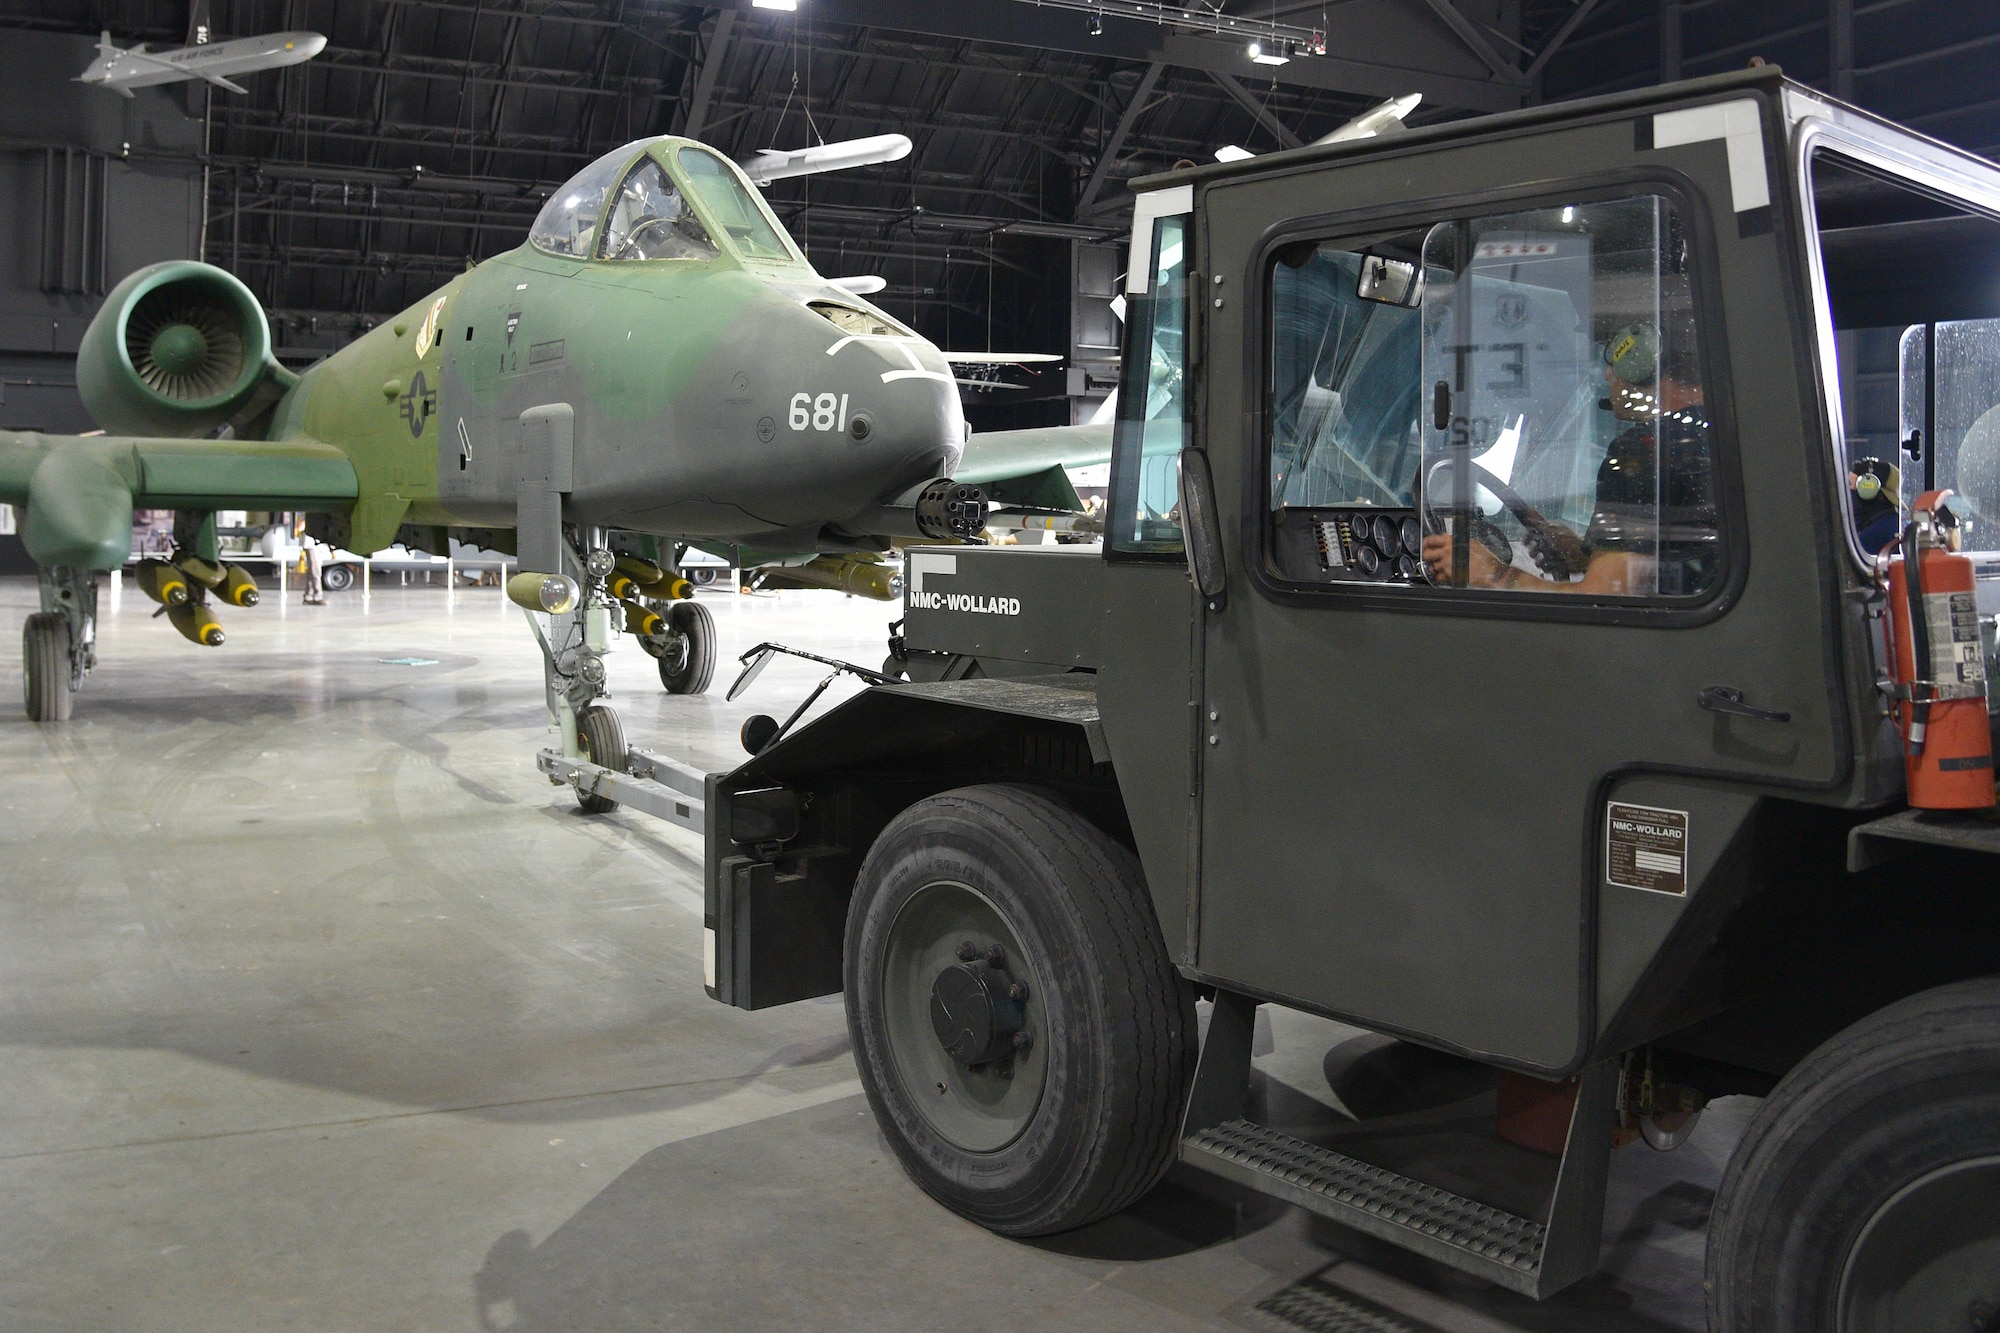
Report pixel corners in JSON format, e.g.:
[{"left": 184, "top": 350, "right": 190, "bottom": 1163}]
[
  {"left": 748, "top": 554, "right": 901, "bottom": 600},
  {"left": 611, "top": 556, "right": 694, "bottom": 603},
  {"left": 135, "top": 552, "right": 257, "bottom": 642},
  {"left": 76, "top": 261, "right": 295, "bottom": 438},
  {"left": 134, "top": 558, "right": 190, "bottom": 606},
  {"left": 166, "top": 601, "right": 225, "bottom": 647},
  {"left": 621, "top": 601, "right": 666, "bottom": 637},
  {"left": 173, "top": 554, "right": 261, "bottom": 607}
]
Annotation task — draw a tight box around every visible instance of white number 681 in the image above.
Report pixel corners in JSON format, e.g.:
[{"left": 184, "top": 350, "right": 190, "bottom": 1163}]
[{"left": 788, "top": 391, "right": 850, "bottom": 432}]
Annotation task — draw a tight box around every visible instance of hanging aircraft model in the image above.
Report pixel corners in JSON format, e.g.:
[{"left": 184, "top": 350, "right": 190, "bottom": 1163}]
[
  {"left": 75, "top": 28, "right": 326, "bottom": 97},
  {"left": 0, "top": 133, "right": 1107, "bottom": 722}
]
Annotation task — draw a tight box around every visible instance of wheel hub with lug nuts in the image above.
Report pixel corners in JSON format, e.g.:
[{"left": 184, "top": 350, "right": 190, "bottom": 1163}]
[{"left": 929, "top": 942, "right": 1030, "bottom": 1068}]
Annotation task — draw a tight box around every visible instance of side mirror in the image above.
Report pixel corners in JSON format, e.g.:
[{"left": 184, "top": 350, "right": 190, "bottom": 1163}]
[
  {"left": 1356, "top": 254, "right": 1423, "bottom": 307},
  {"left": 726, "top": 643, "right": 778, "bottom": 701},
  {"left": 1177, "top": 447, "right": 1227, "bottom": 609}
]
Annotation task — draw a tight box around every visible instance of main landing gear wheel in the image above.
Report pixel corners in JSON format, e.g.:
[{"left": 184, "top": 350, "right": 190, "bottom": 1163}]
[
  {"left": 656, "top": 599, "right": 715, "bottom": 695},
  {"left": 22, "top": 612, "right": 73, "bottom": 722},
  {"left": 845, "top": 784, "right": 1196, "bottom": 1236},
  {"left": 1705, "top": 977, "right": 2000, "bottom": 1332},
  {"left": 573, "top": 705, "right": 625, "bottom": 814}
]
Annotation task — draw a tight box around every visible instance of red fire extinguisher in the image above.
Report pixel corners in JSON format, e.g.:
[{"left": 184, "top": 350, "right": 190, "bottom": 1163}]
[{"left": 1880, "top": 489, "right": 1996, "bottom": 809}]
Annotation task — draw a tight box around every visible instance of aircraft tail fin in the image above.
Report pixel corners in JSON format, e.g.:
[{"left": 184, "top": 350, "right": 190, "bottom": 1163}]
[{"left": 76, "top": 31, "right": 123, "bottom": 86}]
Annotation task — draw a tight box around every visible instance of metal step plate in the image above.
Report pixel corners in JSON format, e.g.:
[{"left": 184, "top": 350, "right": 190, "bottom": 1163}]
[{"left": 1183, "top": 1118, "right": 1547, "bottom": 1296}]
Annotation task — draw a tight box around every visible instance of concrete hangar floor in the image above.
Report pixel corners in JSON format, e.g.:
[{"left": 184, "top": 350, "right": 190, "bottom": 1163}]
[{"left": 2, "top": 572, "right": 1734, "bottom": 1331}]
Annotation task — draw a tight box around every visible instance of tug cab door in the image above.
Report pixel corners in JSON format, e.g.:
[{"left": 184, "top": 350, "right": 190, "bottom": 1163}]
[{"left": 1172, "top": 105, "right": 1843, "bottom": 1070}]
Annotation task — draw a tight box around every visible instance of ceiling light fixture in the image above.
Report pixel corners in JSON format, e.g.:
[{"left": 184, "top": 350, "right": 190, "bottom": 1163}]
[
  {"left": 1214, "top": 145, "right": 1254, "bottom": 162},
  {"left": 1089, "top": 11, "right": 1103, "bottom": 34},
  {"left": 751, "top": 0, "right": 798, "bottom": 10},
  {"left": 1248, "top": 40, "right": 1290, "bottom": 65}
]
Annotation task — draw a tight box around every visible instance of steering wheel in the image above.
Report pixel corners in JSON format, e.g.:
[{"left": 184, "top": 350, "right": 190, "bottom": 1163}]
[
  {"left": 611, "top": 216, "right": 683, "bottom": 261},
  {"left": 1422, "top": 455, "right": 1590, "bottom": 581}
]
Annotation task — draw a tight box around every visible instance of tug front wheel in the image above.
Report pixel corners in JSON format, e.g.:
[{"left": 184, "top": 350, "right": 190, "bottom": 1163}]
[
  {"left": 1706, "top": 977, "right": 2000, "bottom": 1331},
  {"left": 845, "top": 784, "right": 1196, "bottom": 1236},
  {"left": 656, "top": 600, "right": 715, "bottom": 695},
  {"left": 23, "top": 612, "right": 73, "bottom": 722}
]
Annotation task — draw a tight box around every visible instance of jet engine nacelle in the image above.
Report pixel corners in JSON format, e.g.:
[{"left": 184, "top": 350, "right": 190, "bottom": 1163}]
[{"left": 76, "top": 261, "right": 284, "bottom": 437}]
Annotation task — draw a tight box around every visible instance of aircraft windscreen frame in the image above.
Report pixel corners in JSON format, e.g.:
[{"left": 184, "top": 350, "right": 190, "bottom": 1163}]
[
  {"left": 674, "top": 146, "right": 805, "bottom": 267},
  {"left": 1800, "top": 125, "right": 2000, "bottom": 566}
]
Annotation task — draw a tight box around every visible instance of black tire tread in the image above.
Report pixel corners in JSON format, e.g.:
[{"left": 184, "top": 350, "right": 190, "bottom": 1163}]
[
  {"left": 1706, "top": 975, "right": 2000, "bottom": 1331},
  {"left": 850, "top": 783, "right": 1193, "bottom": 1235},
  {"left": 23, "top": 612, "right": 72, "bottom": 723},
  {"left": 573, "top": 706, "right": 624, "bottom": 813},
  {"left": 659, "top": 599, "right": 715, "bottom": 695}
]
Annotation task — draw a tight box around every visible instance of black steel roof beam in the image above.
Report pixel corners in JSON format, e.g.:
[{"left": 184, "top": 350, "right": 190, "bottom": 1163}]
[
  {"left": 709, "top": 0, "right": 1523, "bottom": 111},
  {"left": 308, "top": 47, "right": 680, "bottom": 96},
  {"left": 680, "top": 6, "right": 734, "bottom": 137},
  {"left": 365, "top": 3, "right": 404, "bottom": 170},
  {"left": 1524, "top": 0, "right": 1604, "bottom": 83},
  {"left": 1414, "top": 0, "right": 1528, "bottom": 83},
  {"left": 1206, "top": 69, "right": 1307, "bottom": 149},
  {"left": 1078, "top": 62, "right": 1166, "bottom": 216}
]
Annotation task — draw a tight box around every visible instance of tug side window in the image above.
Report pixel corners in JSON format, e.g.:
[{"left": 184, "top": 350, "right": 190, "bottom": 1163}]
[
  {"left": 1266, "top": 194, "right": 1724, "bottom": 602},
  {"left": 1109, "top": 213, "right": 1191, "bottom": 556}
]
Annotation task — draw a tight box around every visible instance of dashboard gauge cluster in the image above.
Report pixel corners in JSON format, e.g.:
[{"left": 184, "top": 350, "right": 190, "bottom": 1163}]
[
  {"left": 1306, "top": 508, "right": 1425, "bottom": 582},
  {"left": 1271, "top": 506, "right": 1430, "bottom": 585}
]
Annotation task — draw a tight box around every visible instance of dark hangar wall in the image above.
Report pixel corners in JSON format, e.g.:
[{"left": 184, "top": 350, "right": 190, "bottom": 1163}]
[{"left": 0, "top": 1, "right": 1995, "bottom": 442}]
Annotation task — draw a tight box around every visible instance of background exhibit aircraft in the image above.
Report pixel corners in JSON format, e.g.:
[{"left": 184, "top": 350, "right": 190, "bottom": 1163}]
[
  {"left": 0, "top": 133, "right": 1108, "bottom": 721},
  {"left": 75, "top": 28, "right": 325, "bottom": 97}
]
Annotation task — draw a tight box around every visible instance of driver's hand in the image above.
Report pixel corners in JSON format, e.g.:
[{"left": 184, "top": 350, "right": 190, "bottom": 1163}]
[{"left": 1422, "top": 532, "right": 1506, "bottom": 587}]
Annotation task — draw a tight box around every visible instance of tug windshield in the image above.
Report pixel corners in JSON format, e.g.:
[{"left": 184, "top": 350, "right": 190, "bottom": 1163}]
[
  {"left": 1808, "top": 147, "right": 2000, "bottom": 557},
  {"left": 1108, "top": 212, "right": 1190, "bottom": 556}
]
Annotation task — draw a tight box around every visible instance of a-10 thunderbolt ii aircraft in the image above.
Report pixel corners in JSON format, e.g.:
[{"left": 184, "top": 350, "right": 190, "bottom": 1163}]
[{"left": 0, "top": 133, "right": 1106, "bottom": 723}]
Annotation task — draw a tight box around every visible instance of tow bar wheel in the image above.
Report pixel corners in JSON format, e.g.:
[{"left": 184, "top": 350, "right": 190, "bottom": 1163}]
[
  {"left": 845, "top": 784, "right": 1195, "bottom": 1236},
  {"left": 1706, "top": 977, "right": 2000, "bottom": 1331}
]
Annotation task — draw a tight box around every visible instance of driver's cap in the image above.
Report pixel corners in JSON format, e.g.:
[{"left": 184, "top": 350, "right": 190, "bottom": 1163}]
[{"left": 1603, "top": 321, "right": 1660, "bottom": 387}]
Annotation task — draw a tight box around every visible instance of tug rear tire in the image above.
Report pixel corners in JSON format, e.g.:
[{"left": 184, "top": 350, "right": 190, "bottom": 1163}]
[
  {"left": 574, "top": 706, "right": 625, "bottom": 814},
  {"left": 23, "top": 612, "right": 73, "bottom": 722},
  {"left": 845, "top": 784, "right": 1196, "bottom": 1236},
  {"left": 658, "top": 599, "right": 715, "bottom": 695},
  {"left": 1706, "top": 977, "right": 2000, "bottom": 1331}
]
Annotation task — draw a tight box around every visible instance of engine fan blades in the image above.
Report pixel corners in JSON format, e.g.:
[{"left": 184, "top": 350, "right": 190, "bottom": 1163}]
[{"left": 125, "top": 288, "right": 247, "bottom": 402}]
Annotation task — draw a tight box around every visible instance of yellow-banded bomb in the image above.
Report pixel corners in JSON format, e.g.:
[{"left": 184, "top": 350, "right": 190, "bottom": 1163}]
[
  {"left": 621, "top": 600, "right": 665, "bottom": 637},
  {"left": 135, "top": 558, "right": 190, "bottom": 606},
  {"left": 167, "top": 602, "right": 225, "bottom": 646},
  {"left": 218, "top": 563, "right": 261, "bottom": 607}
]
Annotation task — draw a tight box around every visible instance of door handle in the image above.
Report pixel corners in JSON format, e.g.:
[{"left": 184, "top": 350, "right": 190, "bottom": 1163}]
[{"left": 1699, "top": 685, "right": 1792, "bottom": 723}]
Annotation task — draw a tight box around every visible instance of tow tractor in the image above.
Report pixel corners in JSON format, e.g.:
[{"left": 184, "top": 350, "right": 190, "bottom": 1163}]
[{"left": 695, "top": 70, "right": 2000, "bottom": 1327}]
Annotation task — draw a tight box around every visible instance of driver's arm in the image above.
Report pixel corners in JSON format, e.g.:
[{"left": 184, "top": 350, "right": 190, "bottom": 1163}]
[{"left": 1420, "top": 534, "right": 1635, "bottom": 593}]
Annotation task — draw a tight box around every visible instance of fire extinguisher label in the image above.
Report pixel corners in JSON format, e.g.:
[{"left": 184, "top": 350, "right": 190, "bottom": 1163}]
[
  {"left": 1924, "top": 590, "right": 1987, "bottom": 685},
  {"left": 1606, "top": 803, "right": 1690, "bottom": 896}
]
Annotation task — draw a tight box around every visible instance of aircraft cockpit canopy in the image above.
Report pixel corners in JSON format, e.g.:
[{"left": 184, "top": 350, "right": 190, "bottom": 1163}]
[
  {"left": 527, "top": 138, "right": 805, "bottom": 268},
  {"left": 529, "top": 142, "right": 635, "bottom": 258}
]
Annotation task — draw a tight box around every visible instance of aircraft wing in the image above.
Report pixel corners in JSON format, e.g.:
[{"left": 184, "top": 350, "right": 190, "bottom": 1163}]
[
  {"left": 0, "top": 431, "right": 355, "bottom": 569},
  {"left": 955, "top": 421, "right": 1112, "bottom": 511}
]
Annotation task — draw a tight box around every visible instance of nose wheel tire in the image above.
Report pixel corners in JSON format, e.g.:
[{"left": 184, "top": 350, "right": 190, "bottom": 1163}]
[
  {"left": 573, "top": 705, "right": 625, "bottom": 814},
  {"left": 845, "top": 784, "right": 1196, "bottom": 1236},
  {"left": 320, "top": 563, "right": 356, "bottom": 592},
  {"left": 23, "top": 612, "right": 74, "bottom": 722},
  {"left": 1705, "top": 978, "right": 2000, "bottom": 1331},
  {"left": 657, "top": 599, "right": 715, "bottom": 695}
]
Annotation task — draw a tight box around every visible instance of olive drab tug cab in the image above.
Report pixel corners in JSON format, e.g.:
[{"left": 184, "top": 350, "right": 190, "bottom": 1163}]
[{"left": 702, "top": 69, "right": 2000, "bottom": 1327}]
